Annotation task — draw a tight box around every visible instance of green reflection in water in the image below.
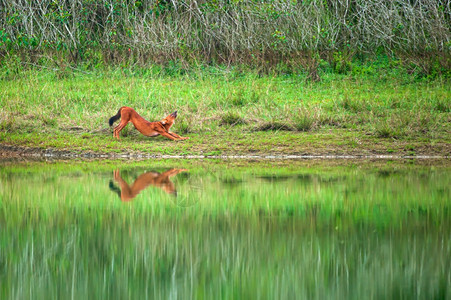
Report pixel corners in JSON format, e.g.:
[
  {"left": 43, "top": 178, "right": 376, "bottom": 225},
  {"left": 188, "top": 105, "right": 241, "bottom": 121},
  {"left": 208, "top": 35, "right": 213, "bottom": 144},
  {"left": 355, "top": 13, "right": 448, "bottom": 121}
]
[{"left": 0, "top": 160, "right": 449, "bottom": 299}]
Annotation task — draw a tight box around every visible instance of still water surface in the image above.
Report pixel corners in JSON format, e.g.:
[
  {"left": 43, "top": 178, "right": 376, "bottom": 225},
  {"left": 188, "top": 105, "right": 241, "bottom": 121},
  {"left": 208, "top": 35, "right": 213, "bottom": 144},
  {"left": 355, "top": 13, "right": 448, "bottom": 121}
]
[{"left": 0, "top": 159, "right": 449, "bottom": 299}]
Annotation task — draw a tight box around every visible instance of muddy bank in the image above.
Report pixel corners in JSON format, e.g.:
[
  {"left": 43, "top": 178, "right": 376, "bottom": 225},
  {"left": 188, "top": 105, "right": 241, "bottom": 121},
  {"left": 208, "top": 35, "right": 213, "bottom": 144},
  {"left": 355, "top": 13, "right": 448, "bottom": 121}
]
[{"left": 1, "top": 143, "right": 449, "bottom": 160}]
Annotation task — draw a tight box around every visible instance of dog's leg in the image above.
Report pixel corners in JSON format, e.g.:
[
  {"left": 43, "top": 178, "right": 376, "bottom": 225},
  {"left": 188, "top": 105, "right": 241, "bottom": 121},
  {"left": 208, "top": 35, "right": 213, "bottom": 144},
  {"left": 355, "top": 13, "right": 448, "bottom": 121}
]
[
  {"left": 158, "top": 131, "right": 180, "bottom": 141},
  {"left": 113, "top": 125, "right": 122, "bottom": 139},
  {"left": 113, "top": 120, "right": 128, "bottom": 140},
  {"left": 113, "top": 127, "right": 118, "bottom": 139},
  {"left": 168, "top": 132, "right": 189, "bottom": 140}
]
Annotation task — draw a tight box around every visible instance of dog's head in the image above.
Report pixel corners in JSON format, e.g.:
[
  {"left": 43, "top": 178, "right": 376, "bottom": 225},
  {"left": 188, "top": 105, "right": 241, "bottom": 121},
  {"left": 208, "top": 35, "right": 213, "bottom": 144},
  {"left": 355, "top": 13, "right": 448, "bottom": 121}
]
[{"left": 161, "top": 111, "right": 177, "bottom": 127}]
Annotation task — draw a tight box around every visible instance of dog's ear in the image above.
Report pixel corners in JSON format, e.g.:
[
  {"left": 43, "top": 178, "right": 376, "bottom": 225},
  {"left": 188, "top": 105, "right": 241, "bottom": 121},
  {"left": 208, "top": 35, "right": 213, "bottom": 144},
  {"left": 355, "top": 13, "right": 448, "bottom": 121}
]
[{"left": 161, "top": 120, "right": 167, "bottom": 125}]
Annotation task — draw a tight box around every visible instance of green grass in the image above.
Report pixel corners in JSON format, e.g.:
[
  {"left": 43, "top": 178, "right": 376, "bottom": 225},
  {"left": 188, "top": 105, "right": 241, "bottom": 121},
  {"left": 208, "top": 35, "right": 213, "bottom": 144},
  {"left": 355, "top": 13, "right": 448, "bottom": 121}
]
[{"left": 0, "top": 68, "right": 449, "bottom": 156}]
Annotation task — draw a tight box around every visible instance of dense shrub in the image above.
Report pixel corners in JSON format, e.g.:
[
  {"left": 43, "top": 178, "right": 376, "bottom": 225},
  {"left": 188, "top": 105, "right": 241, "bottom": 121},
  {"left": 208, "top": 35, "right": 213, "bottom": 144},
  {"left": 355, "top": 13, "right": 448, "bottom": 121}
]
[{"left": 0, "top": 0, "right": 449, "bottom": 75}]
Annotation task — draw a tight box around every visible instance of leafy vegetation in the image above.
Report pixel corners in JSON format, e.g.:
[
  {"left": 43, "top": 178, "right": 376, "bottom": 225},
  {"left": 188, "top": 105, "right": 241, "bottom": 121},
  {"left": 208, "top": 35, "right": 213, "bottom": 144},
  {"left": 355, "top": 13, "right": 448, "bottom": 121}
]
[{"left": 0, "top": 0, "right": 450, "bottom": 78}]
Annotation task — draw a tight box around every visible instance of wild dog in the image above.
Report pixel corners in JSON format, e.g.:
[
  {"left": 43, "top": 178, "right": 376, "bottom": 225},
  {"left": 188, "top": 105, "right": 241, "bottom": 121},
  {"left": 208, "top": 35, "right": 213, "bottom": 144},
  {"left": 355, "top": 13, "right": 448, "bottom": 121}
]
[
  {"left": 109, "top": 169, "right": 187, "bottom": 201},
  {"left": 108, "top": 106, "right": 188, "bottom": 140}
]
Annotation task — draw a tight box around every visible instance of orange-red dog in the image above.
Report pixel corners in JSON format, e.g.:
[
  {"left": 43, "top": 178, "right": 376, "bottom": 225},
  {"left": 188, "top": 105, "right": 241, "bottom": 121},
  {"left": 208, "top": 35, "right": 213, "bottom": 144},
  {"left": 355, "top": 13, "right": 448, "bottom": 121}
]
[{"left": 109, "top": 106, "right": 188, "bottom": 141}]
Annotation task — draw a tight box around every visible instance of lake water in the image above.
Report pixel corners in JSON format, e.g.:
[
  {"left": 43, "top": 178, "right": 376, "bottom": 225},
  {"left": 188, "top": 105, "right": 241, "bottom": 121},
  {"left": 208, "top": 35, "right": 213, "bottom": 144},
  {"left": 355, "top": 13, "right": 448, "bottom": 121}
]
[{"left": 0, "top": 159, "right": 449, "bottom": 299}]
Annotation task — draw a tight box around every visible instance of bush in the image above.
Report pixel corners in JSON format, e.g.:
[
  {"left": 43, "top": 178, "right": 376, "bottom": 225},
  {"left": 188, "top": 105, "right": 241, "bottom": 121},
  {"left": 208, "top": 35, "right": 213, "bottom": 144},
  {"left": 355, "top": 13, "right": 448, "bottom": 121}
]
[
  {"left": 220, "top": 112, "right": 247, "bottom": 126},
  {"left": 253, "top": 121, "right": 294, "bottom": 132},
  {"left": 292, "top": 108, "right": 316, "bottom": 132},
  {"left": 0, "top": 0, "right": 449, "bottom": 75}
]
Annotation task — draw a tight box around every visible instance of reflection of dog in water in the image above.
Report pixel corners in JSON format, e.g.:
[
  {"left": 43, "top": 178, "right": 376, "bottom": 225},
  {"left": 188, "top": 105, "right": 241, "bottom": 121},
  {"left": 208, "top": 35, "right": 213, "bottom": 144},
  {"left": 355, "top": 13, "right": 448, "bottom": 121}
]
[{"left": 109, "top": 169, "right": 187, "bottom": 202}]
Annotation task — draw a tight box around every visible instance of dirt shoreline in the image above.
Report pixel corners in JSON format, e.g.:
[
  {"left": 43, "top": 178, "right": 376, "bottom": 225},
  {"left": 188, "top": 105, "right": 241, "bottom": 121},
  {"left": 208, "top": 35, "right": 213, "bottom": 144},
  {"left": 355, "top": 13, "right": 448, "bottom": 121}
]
[{"left": 1, "top": 143, "right": 449, "bottom": 161}]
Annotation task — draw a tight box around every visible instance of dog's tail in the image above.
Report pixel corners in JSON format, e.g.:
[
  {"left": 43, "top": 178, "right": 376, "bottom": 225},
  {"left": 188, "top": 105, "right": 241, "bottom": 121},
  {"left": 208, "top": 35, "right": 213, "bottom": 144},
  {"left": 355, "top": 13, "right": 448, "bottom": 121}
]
[
  {"left": 108, "top": 180, "right": 122, "bottom": 199},
  {"left": 108, "top": 108, "right": 122, "bottom": 126}
]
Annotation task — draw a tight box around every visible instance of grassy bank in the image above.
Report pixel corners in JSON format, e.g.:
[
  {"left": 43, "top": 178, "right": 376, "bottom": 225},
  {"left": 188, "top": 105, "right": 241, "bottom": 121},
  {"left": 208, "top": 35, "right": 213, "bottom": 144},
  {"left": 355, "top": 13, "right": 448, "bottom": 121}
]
[{"left": 0, "top": 67, "right": 450, "bottom": 156}]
